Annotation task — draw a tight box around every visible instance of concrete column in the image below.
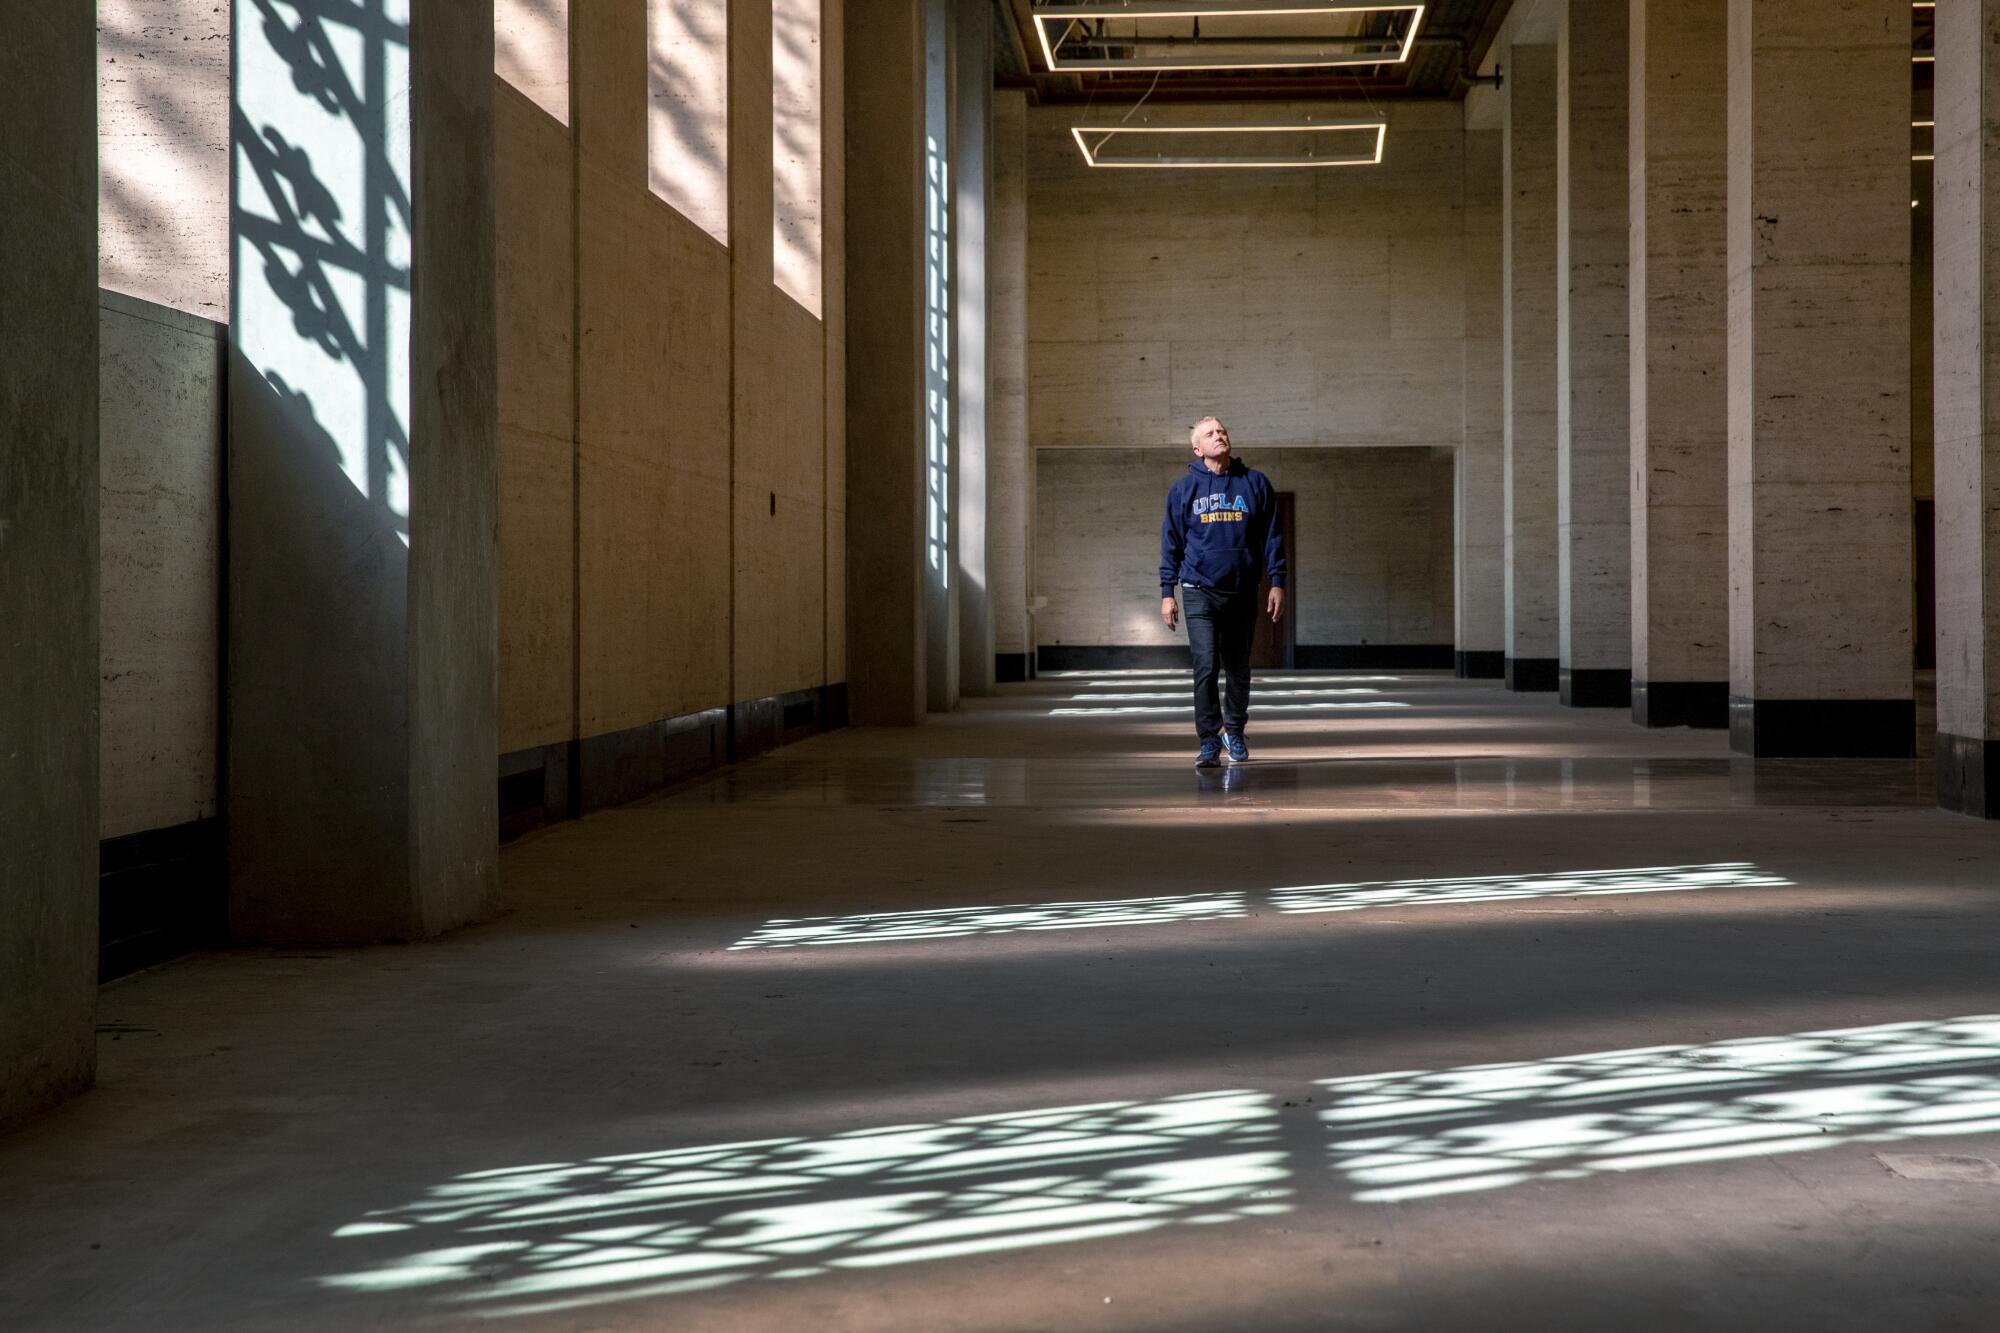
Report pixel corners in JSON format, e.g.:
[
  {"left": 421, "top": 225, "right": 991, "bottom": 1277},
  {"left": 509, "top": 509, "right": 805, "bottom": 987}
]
[
  {"left": 954, "top": 0, "right": 994, "bottom": 698},
  {"left": 0, "top": 6, "right": 98, "bottom": 1130},
  {"left": 1558, "top": 0, "right": 1632, "bottom": 708},
  {"left": 844, "top": 0, "right": 927, "bottom": 723},
  {"left": 228, "top": 0, "right": 499, "bottom": 940},
  {"left": 1629, "top": 0, "right": 1730, "bottom": 728},
  {"left": 1934, "top": 0, "right": 2000, "bottom": 815},
  {"left": 1505, "top": 43, "right": 1561, "bottom": 691},
  {"left": 990, "top": 90, "right": 1032, "bottom": 683},
  {"left": 1726, "top": 0, "right": 1912, "bottom": 756},
  {"left": 731, "top": 0, "right": 770, "bottom": 723},
  {"left": 1458, "top": 125, "right": 1506, "bottom": 679}
]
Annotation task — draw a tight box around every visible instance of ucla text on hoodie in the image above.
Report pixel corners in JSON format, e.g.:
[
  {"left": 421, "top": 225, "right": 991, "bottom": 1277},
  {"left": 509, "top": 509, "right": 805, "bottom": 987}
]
[{"left": 1159, "top": 458, "right": 1288, "bottom": 596}]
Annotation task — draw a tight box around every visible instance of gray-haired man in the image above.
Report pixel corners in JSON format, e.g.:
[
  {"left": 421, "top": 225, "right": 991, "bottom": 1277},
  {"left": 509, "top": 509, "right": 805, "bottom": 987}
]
[{"left": 1158, "top": 417, "right": 1287, "bottom": 767}]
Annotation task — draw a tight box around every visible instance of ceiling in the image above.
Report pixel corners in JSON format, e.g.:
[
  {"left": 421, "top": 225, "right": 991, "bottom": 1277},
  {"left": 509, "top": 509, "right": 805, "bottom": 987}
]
[{"left": 993, "top": 0, "right": 1516, "bottom": 105}]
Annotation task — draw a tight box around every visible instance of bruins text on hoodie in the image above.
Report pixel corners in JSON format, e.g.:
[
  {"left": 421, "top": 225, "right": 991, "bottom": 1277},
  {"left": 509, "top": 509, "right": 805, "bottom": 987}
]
[{"left": 1158, "top": 458, "right": 1287, "bottom": 596}]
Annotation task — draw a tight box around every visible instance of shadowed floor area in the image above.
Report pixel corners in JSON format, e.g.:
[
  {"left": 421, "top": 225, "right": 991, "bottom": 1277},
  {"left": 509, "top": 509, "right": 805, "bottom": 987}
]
[{"left": 3, "top": 672, "right": 1997, "bottom": 1331}]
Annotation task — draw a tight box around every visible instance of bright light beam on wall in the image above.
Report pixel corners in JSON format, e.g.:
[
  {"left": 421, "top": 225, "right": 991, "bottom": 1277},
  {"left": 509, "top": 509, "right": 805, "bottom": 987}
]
[
  {"left": 318, "top": 1092, "right": 1291, "bottom": 1317},
  {"left": 234, "top": 0, "right": 414, "bottom": 544},
  {"left": 1321, "top": 1015, "right": 2000, "bottom": 1203}
]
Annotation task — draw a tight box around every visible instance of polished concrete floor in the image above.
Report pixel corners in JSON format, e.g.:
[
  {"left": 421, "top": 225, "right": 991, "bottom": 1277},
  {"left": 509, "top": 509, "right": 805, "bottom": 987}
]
[{"left": 5, "top": 671, "right": 1999, "bottom": 1331}]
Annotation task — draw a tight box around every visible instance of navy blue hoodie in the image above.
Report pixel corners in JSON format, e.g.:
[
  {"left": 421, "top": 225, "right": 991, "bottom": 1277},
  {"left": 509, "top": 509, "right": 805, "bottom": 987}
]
[{"left": 1159, "top": 458, "right": 1287, "bottom": 597}]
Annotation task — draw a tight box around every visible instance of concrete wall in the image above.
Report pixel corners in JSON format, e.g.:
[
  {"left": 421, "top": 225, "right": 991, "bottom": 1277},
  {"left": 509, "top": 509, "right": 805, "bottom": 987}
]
[
  {"left": 990, "top": 90, "right": 1031, "bottom": 667},
  {"left": 495, "top": 0, "right": 847, "bottom": 779},
  {"left": 2, "top": 0, "right": 100, "bottom": 1131},
  {"left": 1035, "top": 447, "right": 1454, "bottom": 651},
  {"left": 99, "top": 293, "right": 224, "bottom": 840},
  {"left": 1026, "top": 102, "right": 1468, "bottom": 452}
]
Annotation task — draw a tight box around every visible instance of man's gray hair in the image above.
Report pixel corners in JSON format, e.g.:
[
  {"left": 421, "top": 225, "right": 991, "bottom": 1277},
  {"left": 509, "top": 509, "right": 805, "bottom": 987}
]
[{"left": 1189, "top": 415, "right": 1222, "bottom": 447}]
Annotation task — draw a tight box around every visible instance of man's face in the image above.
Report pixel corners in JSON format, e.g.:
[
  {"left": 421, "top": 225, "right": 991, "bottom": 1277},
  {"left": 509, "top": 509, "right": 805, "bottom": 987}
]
[{"left": 1192, "top": 418, "right": 1231, "bottom": 462}]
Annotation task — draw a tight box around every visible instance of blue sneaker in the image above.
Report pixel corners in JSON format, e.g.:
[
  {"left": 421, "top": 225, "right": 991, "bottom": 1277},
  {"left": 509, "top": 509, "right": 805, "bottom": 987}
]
[
  {"left": 1224, "top": 733, "right": 1250, "bottom": 764},
  {"left": 1195, "top": 739, "right": 1224, "bottom": 768}
]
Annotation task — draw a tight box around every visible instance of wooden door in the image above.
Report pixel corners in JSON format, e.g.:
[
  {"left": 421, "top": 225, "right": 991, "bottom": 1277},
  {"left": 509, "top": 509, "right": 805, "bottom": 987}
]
[{"left": 1251, "top": 492, "right": 1295, "bottom": 669}]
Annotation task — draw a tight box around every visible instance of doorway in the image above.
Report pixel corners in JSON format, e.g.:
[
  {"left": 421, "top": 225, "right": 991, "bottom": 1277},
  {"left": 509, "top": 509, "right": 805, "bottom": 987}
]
[{"left": 1251, "top": 492, "right": 1295, "bottom": 670}]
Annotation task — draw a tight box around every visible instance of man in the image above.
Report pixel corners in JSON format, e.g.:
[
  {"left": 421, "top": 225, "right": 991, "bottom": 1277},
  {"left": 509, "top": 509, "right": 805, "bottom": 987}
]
[{"left": 1159, "top": 416, "right": 1286, "bottom": 768}]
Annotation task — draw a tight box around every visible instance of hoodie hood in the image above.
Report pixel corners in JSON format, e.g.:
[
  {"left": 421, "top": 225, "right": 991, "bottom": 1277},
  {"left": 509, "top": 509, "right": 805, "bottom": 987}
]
[{"left": 1187, "top": 457, "right": 1248, "bottom": 478}]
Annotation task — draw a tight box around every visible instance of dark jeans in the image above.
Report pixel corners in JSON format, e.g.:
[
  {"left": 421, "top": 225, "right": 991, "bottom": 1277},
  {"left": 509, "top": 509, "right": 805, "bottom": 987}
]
[{"left": 1182, "top": 584, "right": 1256, "bottom": 741}]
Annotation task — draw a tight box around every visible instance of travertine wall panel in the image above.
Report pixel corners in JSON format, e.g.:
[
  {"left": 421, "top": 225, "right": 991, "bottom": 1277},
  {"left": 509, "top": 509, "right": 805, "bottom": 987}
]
[
  {"left": 496, "top": 85, "right": 576, "bottom": 752},
  {"left": 98, "top": 0, "right": 229, "bottom": 318},
  {"left": 99, "top": 293, "right": 223, "bottom": 839},
  {"left": 576, "top": 184, "right": 735, "bottom": 733},
  {"left": 1630, "top": 0, "right": 1729, "bottom": 694},
  {"left": 1557, "top": 0, "right": 1631, "bottom": 681},
  {"left": 1458, "top": 128, "right": 1506, "bottom": 662},
  {"left": 497, "top": 0, "right": 570, "bottom": 125},
  {"left": 1505, "top": 44, "right": 1561, "bottom": 673},
  {"left": 1726, "top": 0, "right": 1911, "bottom": 705},
  {"left": 822, "top": 0, "right": 848, "bottom": 686},
  {"left": 736, "top": 296, "right": 831, "bottom": 701},
  {"left": 1036, "top": 448, "right": 1454, "bottom": 648},
  {"left": 1030, "top": 341, "right": 1173, "bottom": 445},
  {"left": 1028, "top": 102, "right": 1467, "bottom": 451}
]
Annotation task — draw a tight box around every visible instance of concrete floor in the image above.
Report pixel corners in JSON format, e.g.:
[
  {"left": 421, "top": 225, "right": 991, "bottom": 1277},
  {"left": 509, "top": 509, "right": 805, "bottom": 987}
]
[{"left": 5, "top": 671, "right": 2000, "bottom": 1331}]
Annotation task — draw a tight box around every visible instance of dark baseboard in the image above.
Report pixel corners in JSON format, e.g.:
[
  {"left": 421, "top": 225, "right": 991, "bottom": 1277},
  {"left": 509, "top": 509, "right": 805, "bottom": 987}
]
[
  {"left": 1456, "top": 650, "right": 1504, "bottom": 679},
  {"left": 1560, "top": 668, "right": 1632, "bottom": 709},
  {"left": 995, "top": 652, "right": 1031, "bottom": 683},
  {"left": 1295, "top": 644, "right": 1454, "bottom": 670},
  {"left": 1632, "top": 680, "right": 1729, "bottom": 729},
  {"left": 733, "top": 684, "right": 847, "bottom": 763},
  {"left": 1506, "top": 657, "right": 1560, "bottom": 693},
  {"left": 1728, "top": 696, "right": 1916, "bottom": 758},
  {"left": 1937, "top": 733, "right": 2000, "bottom": 819},
  {"left": 1037, "top": 645, "right": 1191, "bottom": 671},
  {"left": 498, "top": 743, "right": 573, "bottom": 842},
  {"left": 502, "top": 684, "right": 850, "bottom": 840},
  {"left": 100, "top": 818, "right": 224, "bottom": 982}
]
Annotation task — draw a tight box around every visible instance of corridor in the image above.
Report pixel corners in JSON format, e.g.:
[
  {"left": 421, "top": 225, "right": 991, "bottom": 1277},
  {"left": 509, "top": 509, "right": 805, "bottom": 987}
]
[{"left": 4, "top": 673, "right": 1997, "bottom": 1331}]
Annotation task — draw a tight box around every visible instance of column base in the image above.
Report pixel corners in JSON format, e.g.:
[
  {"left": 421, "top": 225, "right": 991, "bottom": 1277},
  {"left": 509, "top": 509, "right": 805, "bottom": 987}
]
[
  {"left": 1937, "top": 733, "right": 2000, "bottom": 819},
  {"left": 1727, "top": 697, "right": 1916, "bottom": 758},
  {"left": 995, "top": 652, "right": 1031, "bottom": 683},
  {"left": 1632, "top": 680, "right": 1729, "bottom": 729},
  {"left": 1456, "top": 650, "right": 1505, "bottom": 679},
  {"left": 1559, "top": 668, "right": 1631, "bottom": 709},
  {"left": 1505, "top": 657, "right": 1559, "bottom": 692}
]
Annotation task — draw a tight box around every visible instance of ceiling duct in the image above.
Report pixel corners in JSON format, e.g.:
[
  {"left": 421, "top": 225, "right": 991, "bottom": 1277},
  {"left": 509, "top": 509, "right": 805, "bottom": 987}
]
[{"left": 1032, "top": 1, "right": 1425, "bottom": 73}]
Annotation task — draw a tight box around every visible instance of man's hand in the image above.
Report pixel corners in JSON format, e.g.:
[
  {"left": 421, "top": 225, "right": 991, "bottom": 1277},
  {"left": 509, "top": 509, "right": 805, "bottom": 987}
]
[
  {"left": 1162, "top": 596, "right": 1179, "bottom": 630},
  {"left": 1267, "top": 586, "right": 1286, "bottom": 624}
]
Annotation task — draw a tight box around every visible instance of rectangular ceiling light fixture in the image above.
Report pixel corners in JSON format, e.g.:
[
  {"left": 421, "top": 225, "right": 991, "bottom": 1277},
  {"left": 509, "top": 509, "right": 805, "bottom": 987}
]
[
  {"left": 1071, "top": 117, "right": 1386, "bottom": 168},
  {"left": 1032, "top": 2, "right": 1425, "bottom": 72}
]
